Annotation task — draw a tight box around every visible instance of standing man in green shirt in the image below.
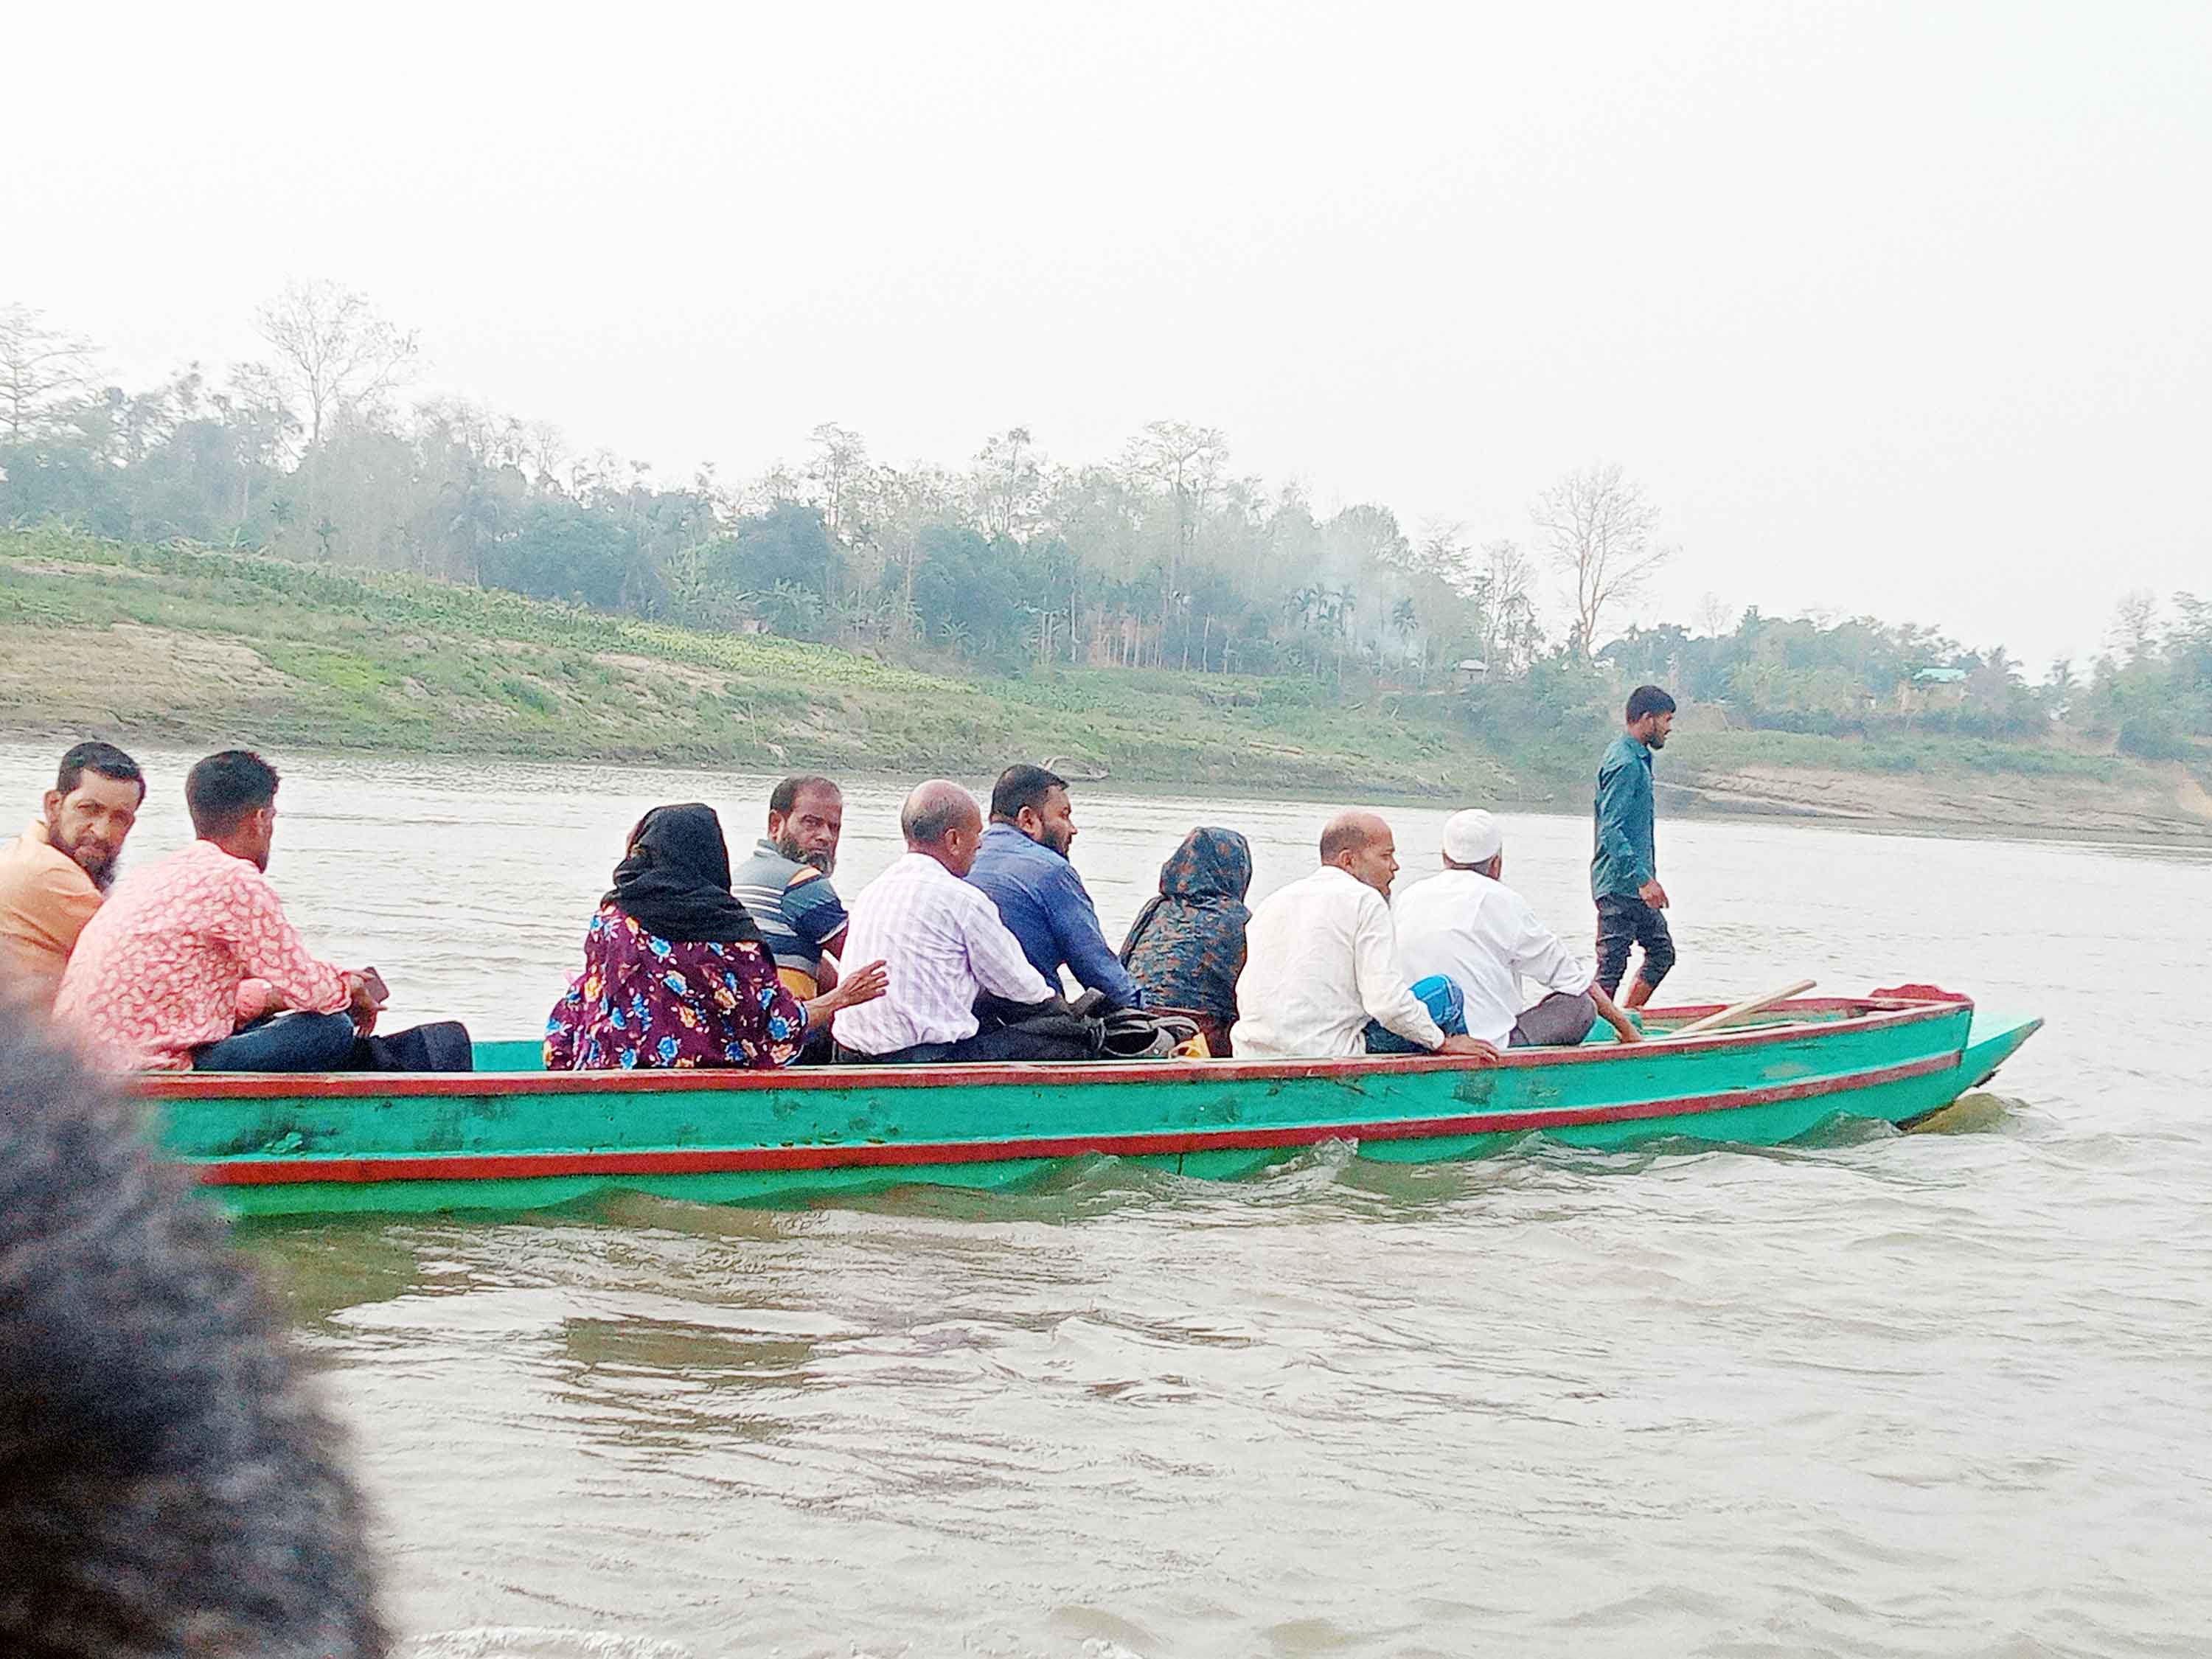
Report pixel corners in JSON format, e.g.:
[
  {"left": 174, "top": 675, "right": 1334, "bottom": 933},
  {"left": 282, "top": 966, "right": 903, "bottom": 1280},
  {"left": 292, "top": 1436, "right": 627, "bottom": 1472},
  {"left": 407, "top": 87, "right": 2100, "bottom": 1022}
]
[{"left": 1592, "top": 684, "right": 1677, "bottom": 1010}]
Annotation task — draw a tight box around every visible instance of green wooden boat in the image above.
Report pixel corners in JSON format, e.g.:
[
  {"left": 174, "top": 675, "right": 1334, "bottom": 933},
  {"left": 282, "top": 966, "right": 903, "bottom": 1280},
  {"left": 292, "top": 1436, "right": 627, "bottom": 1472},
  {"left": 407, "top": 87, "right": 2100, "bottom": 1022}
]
[{"left": 136, "top": 989, "right": 2040, "bottom": 1219}]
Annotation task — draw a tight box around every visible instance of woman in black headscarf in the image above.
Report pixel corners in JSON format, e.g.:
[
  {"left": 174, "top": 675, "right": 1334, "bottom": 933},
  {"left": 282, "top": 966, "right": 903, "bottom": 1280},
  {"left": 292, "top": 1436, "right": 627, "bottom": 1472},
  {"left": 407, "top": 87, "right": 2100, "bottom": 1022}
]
[
  {"left": 1120, "top": 827, "right": 1253, "bottom": 1056},
  {"left": 546, "top": 804, "right": 883, "bottom": 1070}
]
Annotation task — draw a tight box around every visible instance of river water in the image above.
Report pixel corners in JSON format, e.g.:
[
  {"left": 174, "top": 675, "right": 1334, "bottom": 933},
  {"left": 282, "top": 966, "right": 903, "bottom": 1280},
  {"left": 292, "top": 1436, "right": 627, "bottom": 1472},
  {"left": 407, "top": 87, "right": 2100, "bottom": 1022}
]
[{"left": 8, "top": 744, "right": 2208, "bottom": 1658}]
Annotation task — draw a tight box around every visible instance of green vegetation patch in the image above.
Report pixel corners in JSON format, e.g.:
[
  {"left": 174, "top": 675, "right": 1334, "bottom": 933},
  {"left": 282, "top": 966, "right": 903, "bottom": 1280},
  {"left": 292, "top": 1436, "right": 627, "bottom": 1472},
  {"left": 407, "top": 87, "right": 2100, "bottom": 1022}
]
[{"left": 1676, "top": 727, "right": 2127, "bottom": 782}]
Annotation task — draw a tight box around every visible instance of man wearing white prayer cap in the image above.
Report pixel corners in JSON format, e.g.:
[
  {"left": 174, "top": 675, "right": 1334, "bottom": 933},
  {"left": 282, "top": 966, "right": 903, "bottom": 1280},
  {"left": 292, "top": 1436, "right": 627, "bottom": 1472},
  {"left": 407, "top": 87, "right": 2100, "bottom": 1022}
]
[{"left": 1391, "top": 809, "right": 1644, "bottom": 1049}]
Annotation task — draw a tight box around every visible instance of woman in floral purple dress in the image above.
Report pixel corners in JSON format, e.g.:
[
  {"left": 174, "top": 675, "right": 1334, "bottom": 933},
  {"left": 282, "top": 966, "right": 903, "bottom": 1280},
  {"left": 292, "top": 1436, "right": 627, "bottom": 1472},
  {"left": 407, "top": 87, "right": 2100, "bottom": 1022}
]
[{"left": 545, "top": 803, "right": 884, "bottom": 1071}]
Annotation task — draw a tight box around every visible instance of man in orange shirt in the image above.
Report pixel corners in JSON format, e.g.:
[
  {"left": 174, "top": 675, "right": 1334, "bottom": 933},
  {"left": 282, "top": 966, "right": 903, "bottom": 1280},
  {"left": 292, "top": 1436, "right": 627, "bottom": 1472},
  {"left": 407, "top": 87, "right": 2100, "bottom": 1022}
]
[{"left": 0, "top": 741, "right": 145, "bottom": 1013}]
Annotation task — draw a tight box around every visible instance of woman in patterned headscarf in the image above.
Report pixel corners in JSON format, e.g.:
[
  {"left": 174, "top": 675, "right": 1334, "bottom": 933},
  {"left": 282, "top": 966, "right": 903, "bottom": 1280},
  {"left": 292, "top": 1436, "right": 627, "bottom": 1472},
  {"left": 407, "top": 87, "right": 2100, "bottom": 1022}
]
[
  {"left": 545, "top": 804, "right": 883, "bottom": 1070},
  {"left": 1119, "top": 827, "right": 1253, "bottom": 1056}
]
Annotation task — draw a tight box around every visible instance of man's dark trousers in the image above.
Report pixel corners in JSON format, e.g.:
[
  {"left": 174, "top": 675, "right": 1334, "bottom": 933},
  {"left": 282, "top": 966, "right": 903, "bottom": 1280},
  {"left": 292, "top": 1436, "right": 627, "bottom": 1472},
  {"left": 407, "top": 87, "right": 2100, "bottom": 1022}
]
[
  {"left": 1595, "top": 894, "right": 1675, "bottom": 997},
  {"left": 834, "top": 995, "right": 1102, "bottom": 1065},
  {"left": 192, "top": 1012, "right": 476, "bottom": 1072},
  {"left": 192, "top": 1012, "right": 357, "bottom": 1071}
]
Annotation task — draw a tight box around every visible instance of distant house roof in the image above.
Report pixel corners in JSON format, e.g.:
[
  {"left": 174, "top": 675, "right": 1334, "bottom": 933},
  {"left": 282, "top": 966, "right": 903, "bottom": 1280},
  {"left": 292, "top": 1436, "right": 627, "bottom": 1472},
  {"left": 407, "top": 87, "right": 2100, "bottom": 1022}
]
[{"left": 1913, "top": 667, "right": 1969, "bottom": 684}]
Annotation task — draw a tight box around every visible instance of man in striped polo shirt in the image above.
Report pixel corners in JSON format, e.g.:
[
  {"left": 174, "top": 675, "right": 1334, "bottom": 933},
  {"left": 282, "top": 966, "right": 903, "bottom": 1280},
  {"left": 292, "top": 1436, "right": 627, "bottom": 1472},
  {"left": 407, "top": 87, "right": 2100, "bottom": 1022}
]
[{"left": 731, "top": 776, "right": 851, "bottom": 1001}]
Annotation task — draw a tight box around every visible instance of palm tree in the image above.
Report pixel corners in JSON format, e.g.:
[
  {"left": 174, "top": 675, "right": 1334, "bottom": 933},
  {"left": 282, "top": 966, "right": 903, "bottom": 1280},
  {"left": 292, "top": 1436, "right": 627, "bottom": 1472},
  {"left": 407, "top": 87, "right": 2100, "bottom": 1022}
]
[
  {"left": 828, "top": 591, "right": 873, "bottom": 644},
  {"left": 1331, "top": 586, "right": 1358, "bottom": 684},
  {"left": 1391, "top": 596, "right": 1423, "bottom": 681},
  {"left": 442, "top": 464, "right": 505, "bottom": 584},
  {"left": 2043, "top": 657, "right": 2078, "bottom": 718}
]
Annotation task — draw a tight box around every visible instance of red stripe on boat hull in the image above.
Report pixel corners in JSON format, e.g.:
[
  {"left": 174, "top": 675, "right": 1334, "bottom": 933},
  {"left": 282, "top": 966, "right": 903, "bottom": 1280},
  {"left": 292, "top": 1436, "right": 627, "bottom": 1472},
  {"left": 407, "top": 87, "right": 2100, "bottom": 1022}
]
[{"left": 192, "top": 1054, "right": 1958, "bottom": 1189}]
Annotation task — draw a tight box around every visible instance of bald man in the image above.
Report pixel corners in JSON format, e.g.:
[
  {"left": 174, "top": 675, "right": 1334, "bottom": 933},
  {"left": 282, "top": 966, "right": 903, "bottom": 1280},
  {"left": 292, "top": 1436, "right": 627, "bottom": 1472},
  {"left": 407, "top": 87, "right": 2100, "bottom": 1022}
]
[
  {"left": 1231, "top": 810, "right": 1500, "bottom": 1062},
  {"left": 833, "top": 782, "right": 1089, "bottom": 1062}
]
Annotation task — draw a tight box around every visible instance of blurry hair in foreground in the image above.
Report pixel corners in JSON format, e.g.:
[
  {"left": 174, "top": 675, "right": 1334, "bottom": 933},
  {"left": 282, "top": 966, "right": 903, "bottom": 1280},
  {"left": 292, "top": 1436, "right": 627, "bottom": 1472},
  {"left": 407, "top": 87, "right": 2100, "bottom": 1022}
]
[{"left": 0, "top": 1011, "right": 387, "bottom": 1658}]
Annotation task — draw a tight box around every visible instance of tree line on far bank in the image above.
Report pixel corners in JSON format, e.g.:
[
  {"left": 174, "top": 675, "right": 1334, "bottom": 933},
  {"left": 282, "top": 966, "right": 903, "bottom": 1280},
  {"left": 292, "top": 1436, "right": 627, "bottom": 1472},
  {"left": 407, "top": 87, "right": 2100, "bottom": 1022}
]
[{"left": 2, "top": 287, "right": 2206, "bottom": 765}]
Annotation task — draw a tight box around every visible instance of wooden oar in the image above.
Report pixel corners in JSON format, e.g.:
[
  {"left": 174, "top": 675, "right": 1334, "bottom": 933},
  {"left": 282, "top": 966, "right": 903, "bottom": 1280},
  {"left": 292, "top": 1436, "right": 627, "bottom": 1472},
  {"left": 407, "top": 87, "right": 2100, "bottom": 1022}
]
[{"left": 1665, "top": 979, "right": 1818, "bottom": 1040}]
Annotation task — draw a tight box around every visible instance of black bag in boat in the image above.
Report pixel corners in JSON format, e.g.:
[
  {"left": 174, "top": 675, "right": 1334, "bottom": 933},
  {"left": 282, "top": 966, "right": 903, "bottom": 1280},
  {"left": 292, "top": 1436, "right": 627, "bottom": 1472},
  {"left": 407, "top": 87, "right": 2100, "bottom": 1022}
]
[
  {"left": 1099, "top": 1006, "right": 1202, "bottom": 1059},
  {"left": 1066, "top": 990, "right": 1201, "bottom": 1060},
  {"left": 972, "top": 993, "right": 1107, "bottom": 1061},
  {"left": 349, "top": 1020, "right": 476, "bottom": 1073}
]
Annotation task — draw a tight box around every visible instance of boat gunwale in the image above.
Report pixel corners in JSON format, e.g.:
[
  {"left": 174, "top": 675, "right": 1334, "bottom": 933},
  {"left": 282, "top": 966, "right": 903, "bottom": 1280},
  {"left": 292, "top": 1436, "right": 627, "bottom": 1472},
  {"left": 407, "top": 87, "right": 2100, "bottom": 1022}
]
[{"left": 138, "top": 996, "right": 1968, "bottom": 1102}]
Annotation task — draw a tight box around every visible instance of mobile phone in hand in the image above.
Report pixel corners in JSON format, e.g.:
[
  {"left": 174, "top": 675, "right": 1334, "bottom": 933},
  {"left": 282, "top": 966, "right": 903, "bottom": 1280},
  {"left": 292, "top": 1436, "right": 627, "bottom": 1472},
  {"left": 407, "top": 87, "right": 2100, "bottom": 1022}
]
[{"left": 358, "top": 967, "right": 390, "bottom": 1004}]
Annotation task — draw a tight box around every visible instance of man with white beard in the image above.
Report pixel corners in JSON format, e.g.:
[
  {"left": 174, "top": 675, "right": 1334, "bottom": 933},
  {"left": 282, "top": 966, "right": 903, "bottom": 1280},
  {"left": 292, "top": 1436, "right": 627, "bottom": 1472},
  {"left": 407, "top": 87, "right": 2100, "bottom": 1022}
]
[{"left": 1394, "top": 810, "right": 1644, "bottom": 1049}]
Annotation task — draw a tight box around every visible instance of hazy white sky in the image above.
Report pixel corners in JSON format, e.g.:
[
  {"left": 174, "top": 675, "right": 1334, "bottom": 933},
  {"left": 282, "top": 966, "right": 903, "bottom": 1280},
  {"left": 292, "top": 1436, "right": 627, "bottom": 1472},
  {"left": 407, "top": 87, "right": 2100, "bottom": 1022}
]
[{"left": 9, "top": 2, "right": 2207, "bottom": 669}]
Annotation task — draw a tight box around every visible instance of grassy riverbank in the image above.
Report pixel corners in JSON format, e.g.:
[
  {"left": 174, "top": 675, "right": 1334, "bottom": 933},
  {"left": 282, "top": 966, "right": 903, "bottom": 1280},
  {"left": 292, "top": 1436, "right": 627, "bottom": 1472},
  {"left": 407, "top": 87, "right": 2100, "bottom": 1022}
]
[
  {"left": 0, "top": 529, "right": 1503, "bottom": 797},
  {"left": 2, "top": 527, "right": 2207, "bottom": 838}
]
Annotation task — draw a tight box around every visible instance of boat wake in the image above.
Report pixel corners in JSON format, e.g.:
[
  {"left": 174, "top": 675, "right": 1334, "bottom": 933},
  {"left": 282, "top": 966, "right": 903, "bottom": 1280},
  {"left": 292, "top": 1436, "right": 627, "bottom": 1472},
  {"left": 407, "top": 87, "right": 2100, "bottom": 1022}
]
[
  {"left": 1903, "top": 1089, "right": 2028, "bottom": 1135},
  {"left": 406, "top": 1629, "right": 693, "bottom": 1659}
]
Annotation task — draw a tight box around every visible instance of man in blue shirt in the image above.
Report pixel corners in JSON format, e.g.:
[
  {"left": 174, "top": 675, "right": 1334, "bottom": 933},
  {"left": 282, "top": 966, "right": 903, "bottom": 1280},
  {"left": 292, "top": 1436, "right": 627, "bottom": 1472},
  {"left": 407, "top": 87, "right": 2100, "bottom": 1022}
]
[
  {"left": 1592, "top": 685, "right": 1677, "bottom": 1010},
  {"left": 968, "top": 764, "right": 1146, "bottom": 1009}
]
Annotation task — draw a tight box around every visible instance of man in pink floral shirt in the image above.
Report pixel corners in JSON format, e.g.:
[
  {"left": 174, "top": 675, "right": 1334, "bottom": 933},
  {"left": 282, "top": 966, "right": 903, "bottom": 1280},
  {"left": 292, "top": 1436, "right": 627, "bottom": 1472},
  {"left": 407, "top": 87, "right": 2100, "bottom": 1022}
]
[{"left": 55, "top": 751, "right": 385, "bottom": 1071}]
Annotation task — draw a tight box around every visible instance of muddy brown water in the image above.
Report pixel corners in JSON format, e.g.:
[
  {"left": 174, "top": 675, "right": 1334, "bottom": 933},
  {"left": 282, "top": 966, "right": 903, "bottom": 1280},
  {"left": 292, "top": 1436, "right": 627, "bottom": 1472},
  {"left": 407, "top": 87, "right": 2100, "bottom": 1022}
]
[{"left": 7, "top": 745, "right": 2207, "bottom": 1658}]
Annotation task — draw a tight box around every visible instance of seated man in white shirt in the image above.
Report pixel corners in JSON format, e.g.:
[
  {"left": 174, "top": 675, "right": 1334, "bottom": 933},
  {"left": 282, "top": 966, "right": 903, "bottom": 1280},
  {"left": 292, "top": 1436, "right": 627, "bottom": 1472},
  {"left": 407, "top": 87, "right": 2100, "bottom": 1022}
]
[
  {"left": 832, "top": 780, "right": 1096, "bottom": 1064},
  {"left": 1394, "top": 810, "right": 1643, "bottom": 1049},
  {"left": 1231, "top": 810, "right": 1500, "bottom": 1062}
]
